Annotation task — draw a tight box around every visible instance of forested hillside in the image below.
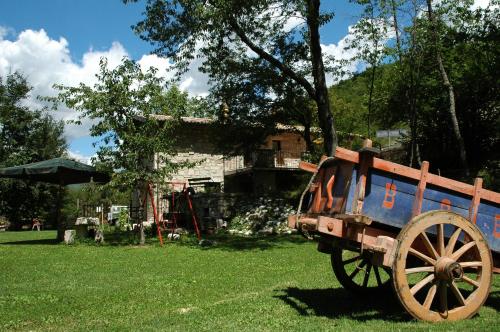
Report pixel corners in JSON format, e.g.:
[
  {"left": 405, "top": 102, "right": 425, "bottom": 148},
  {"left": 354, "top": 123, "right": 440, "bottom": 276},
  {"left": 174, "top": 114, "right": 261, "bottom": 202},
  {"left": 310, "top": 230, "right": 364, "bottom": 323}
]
[{"left": 328, "top": 1, "right": 499, "bottom": 190}]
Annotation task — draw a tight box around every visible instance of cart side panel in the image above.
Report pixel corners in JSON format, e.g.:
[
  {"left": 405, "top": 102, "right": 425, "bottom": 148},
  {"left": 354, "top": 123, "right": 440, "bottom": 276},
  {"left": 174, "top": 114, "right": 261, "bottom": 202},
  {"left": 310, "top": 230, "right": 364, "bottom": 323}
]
[
  {"left": 421, "top": 184, "right": 470, "bottom": 218},
  {"left": 477, "top": 202, "right": 500, "bottom": 253},
  {"left": 330, "top": 161, "right": 356, "bottom": 213},
  {"left": 342, "top": 167, "right": 500, "bottom": 254},
  {"left": 344, "top": 168, "right": 357, "bottom": 213},
  {"left": 347, "top": 168, "right": 418, "bottom": 229}
]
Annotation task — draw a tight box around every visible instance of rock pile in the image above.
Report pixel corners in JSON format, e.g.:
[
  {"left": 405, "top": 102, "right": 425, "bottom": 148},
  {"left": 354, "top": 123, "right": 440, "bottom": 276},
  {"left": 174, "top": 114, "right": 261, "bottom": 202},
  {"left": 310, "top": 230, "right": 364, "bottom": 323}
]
[{"left": 228, "top": 197, "right": 296, "bottom": 236}]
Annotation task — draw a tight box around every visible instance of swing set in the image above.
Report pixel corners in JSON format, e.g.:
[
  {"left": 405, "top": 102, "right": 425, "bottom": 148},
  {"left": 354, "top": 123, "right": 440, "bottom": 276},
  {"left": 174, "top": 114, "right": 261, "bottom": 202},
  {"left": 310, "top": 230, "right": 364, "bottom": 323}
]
[{"left": 137, "top": 180, "right": 202, "bottom": 246}]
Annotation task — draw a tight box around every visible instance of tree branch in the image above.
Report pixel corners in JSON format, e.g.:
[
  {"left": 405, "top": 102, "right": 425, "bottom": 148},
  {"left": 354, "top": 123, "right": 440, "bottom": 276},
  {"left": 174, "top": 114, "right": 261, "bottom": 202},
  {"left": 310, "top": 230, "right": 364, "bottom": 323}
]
[{"left": 228, "top": 18, "right": 316, "bottom": 99}]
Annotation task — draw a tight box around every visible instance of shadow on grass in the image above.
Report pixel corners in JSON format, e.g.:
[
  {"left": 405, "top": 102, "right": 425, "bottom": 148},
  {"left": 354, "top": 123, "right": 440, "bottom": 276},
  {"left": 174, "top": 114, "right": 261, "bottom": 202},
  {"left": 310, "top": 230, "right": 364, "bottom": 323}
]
[
  {"left": 175, "top": 233, "right": 309, "bottom": 251},
  {"left": 485, "top": 290, "right": 499, "bottom": 312},
  {"left": 274, "top": 286, "right": 407, "bottom": 321},
  {"left": 0, "top": 238, "right": 59, "bottom": 245},
  {"left": 276, "top": 287, "right": 500, "bottom": 321}
]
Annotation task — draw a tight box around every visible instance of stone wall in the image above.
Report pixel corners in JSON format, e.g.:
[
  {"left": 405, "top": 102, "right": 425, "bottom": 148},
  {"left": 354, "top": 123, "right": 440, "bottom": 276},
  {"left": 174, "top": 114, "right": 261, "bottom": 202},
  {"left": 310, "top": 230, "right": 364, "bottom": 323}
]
[
  {"left": 168, "top": 152, "right": 224, "bottom": 184},
  {"left": 155, "top": 122, "right": 224, "bottom": 185}
]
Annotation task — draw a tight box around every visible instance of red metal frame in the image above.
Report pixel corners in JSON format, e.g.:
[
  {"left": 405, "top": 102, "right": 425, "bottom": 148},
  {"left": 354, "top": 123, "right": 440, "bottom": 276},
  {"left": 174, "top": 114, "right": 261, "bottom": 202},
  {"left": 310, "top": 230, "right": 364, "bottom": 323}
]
[
  {"left": 147, "top": 183, "right": 164, "bottom": 246},
  {"left": 166, "top": 180, "right": 202, "bottom": 241}
]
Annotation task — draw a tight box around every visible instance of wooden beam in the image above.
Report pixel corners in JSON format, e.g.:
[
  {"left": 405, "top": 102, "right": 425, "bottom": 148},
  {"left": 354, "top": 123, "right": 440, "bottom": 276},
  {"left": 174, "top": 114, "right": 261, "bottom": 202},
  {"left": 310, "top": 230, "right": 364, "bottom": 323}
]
[
  {"left": 326, "top": 175, "right": 336, "bottom": 209},
  {"left": 412, "top": 161, "right": 429, "bottom": 217},
  {"left": 469, "top": 178, "right": 483, "bottom": 224}
]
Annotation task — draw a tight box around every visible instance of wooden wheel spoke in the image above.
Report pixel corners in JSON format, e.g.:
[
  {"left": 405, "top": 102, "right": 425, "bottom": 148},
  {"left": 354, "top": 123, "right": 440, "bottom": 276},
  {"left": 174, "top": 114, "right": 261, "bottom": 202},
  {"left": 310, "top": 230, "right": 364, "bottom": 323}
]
[
  {"left": 409, "top": 247, "right": 437, "bottom": 266},
  {"left": 349, "top": 259, "right": 367, "bottom": 279},
  {"left": 423, "top": 283, "right": 437, "bottom": 310},
  {"left": 439, "top": 280, "right": 448, "bottom": 314},
  {"left": 437, "top": 223, "right": 445, "bottom": 256},
  {"left": 343, "top": 255, "right": 362, "bottom": 266},
  {"left": 461, "top": 275, "right": 480, "bottom": 288},
  {"left": 459, "top": 261, "right": 482, "bottom": 268},
  {"left": 451, "top": 241, "right": 476, "bottom": 261},
  {"left": 393, "top": 211, "right": 492, "bottom": 322},
  {"left": 410, "top": 273, "right": 434, "bottom": 296},
  {"left": 445, "top": 227, "right": 462, "bottom": 256},
  {"left": 374, "top": 266, "right": 382, "bottom": 286},
  {"left": 405, "top": 266, "right": 434, "bottom": 274},
  {"left": 362, "top": 264, "right": 372, "bottom": 287},
  {"left": 419, "top": 232, "right": 439, "bottom": 259},
  {"left": 450, "top": 281, "right": 466, "bottom": 306}
]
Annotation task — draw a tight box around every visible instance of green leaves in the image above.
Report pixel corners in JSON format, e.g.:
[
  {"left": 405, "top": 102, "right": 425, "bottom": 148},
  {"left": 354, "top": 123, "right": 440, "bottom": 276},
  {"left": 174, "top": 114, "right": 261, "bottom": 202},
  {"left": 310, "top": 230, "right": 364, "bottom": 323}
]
[
  {"left": 51, "top": 58, "right": 197, "bottom": 189},
  {"left": 128, "top": 0, "right": 339, "bottom": 155},
  {"left": 0, "top": 72, "right": 67, "bottom": 228}
]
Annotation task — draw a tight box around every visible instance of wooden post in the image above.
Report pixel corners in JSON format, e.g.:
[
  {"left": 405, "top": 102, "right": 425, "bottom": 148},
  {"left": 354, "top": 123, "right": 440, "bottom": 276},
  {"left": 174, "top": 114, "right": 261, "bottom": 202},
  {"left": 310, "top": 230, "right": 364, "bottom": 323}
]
[
  {"left": 469, "top": 178, "right": 482, "bottom": 224},
  {"left": 412, "top": 161, "right": 429, "bottom": 218},
  {"left": 352, "top": 140, "right": 378, "bottom": 214}
]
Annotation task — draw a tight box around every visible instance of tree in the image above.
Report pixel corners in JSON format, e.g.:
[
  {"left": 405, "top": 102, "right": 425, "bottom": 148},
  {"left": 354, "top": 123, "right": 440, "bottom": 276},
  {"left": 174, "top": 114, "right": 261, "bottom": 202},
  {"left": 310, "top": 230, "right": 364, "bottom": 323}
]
[
  {"left": 51, "top": 58, "right": 192, "bottom": 244},
  {"left": 368, "top": 1, "right": 499, "bottom": 182},
  {"left": 425, "top": 0, "right": 469, "bottom": 176},
  {"left": 0, "top": 72, "right": 67, "bottom": 229},
  {"left": 348, "top": 0, "right": 391, "bottom": 138},
  {"left": 161, "top": 85, "right": 214, "bottom": 118},
  {"left": 126, "top": 0, "right": 339, "bottom": 156}
]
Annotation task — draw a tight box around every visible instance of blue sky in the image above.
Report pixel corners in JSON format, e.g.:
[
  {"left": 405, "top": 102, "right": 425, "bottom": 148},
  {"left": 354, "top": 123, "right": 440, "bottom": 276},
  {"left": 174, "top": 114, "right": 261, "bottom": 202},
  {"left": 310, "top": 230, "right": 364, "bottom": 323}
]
[{"left": 0, "top": 0, "right": 364, "bottom": 163}]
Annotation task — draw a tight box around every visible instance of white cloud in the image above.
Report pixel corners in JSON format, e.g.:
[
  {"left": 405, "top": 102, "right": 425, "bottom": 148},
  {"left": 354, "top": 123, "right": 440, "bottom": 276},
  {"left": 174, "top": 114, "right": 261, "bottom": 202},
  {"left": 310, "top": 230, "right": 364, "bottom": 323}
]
[
  {"left": 0, "top": 26, "right": 11, "bottom": 39},
  {"left": 321, "top": 23, "right": 389, "bottom": 85},
  {"left": 321, "top": 27, "right": 361, "bottom": 85},
  {"left": 137, "top": 53, "right": 172, "bottom": 77},
  {"left": 67, "top": 150, "right": 94, "bottom": 165},
  {"left": 472, "top": 0, "right": 494, "bottom": 9},
  {"left": 0, "top": 29, "right": 130, "bottom": 140},
  {"left": 0, "top": 27, "right": 211, "bottom": 143},
  {"left": 177, "top": 56, "right": 210, "bottom": 97}
]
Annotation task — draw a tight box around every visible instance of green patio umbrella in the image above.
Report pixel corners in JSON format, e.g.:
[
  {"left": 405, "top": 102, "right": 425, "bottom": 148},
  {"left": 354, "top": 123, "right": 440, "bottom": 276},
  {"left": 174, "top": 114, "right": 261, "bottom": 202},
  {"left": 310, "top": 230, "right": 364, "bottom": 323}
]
[
  {"left": 0, "top": 157, "right": 109, "bottom": 185},
  {"left": 0, "top": 157, "right": 110, "bottom": 240}
]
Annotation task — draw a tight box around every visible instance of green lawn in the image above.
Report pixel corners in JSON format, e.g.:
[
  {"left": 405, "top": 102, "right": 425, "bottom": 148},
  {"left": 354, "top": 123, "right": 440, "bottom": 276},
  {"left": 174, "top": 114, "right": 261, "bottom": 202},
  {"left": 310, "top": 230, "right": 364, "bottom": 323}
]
[{"left": 0, "top": 231, "right": 498, "bottom": 331}]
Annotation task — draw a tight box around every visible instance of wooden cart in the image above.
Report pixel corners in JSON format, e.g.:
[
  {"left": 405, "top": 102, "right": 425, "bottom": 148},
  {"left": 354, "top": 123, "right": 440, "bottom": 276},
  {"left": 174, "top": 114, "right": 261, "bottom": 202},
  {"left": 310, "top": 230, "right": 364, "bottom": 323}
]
[{"left": 288, "top": 142, "right": 499, "bottom": 322}]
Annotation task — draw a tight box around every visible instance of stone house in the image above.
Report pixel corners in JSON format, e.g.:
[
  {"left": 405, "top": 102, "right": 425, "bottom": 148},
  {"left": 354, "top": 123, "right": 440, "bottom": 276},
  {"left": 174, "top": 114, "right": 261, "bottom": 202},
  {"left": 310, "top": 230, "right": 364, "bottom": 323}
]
[
  {"left": 133, "top": 115, "right": 308, "bottom": 228},
  {"left": 152, "top": 115, "right": 308, "bottom": 194}
]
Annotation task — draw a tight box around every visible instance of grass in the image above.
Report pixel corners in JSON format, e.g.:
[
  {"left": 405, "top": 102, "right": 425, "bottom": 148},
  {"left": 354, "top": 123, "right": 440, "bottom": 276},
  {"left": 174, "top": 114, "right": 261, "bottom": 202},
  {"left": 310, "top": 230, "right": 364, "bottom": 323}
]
[{"left": 0, "top": 231, "right": 498, "bottom": 331}]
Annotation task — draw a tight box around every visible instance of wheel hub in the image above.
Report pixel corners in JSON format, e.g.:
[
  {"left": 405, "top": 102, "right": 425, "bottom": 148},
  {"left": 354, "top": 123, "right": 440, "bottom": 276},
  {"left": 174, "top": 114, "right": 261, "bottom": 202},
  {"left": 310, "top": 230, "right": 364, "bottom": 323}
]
[{"left": 435, "top": 257, "right": 463, "bottom": 281}]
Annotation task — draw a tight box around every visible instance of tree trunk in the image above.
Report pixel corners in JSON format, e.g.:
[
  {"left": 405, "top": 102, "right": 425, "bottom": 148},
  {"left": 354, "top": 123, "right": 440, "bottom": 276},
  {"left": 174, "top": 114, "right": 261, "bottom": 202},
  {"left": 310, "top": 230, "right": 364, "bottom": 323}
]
[
  {"left": 228, "top": 1, "right": 337, "bottom": 156},
  {"left": 367, "top": 65, "right": 376, "bottom": 138},
  {"left": 306, "top": 0, "right": 337, "bottom": 156},
  {"left": 301, "top": 106, "right": 314, "bottom": 152},
  {"left": 407, "top": 6, "right": 422, "bottom": 168},
  {"left": 139, "top": 223, "right": 145, "bottom": 245},
  {"left": 304, "top": 122, "right": 314, "bottom": 153},
  {"left": 426, "top": 0, "right": 469, "bottom": 176},
  {"left": 390, "top": 0, "right": 402, "bottom": 61},
  {"left": 56, "top": 183, "right": 65, "bottom": 241}
]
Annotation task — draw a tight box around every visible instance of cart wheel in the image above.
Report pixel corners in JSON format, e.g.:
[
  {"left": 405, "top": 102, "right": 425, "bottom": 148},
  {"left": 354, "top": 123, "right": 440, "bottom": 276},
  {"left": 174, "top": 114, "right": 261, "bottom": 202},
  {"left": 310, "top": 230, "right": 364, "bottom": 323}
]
[
  {"left": 331, "top": 247, "right": 392, "bottom": 293},
  {"left": 392, "top": 210, "right": 492, "bottom": 322}
]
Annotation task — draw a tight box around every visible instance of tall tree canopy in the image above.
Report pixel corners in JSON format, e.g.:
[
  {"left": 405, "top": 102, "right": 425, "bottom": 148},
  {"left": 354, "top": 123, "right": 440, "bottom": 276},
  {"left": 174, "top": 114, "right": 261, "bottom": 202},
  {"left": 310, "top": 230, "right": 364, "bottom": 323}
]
[
  {"left": 0, "top": 73, "right": 67, "bottom": 228},
  {"left": 51, "top": 58, "right": 201, "bottom": 243},
  {"left": 126, "top": 0, "right": 338, "bottom": 156},
  {"left": 51, "top": 59, "right": 191, "bottom": 189},
  {"left": 349, "top": 0, "right": 499, "bottom": 184}
]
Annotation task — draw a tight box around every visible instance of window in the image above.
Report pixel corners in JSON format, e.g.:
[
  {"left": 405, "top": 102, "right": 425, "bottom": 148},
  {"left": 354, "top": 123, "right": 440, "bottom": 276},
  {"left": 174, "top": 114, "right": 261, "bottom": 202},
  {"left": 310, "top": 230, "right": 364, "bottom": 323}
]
[{"left": 272, "top": 140, "right": 281, "bottom": 151}]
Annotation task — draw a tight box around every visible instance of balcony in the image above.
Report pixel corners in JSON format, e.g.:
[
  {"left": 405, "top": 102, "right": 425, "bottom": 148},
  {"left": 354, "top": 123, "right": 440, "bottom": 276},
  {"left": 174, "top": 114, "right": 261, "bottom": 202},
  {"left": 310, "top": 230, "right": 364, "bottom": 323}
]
[{"left": 223, "top": 149, "right": 306, "bottom": 175}]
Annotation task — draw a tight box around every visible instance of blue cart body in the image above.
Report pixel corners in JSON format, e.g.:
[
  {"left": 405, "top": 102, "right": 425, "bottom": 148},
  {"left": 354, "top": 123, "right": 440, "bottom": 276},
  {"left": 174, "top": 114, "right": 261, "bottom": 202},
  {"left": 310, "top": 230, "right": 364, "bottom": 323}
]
[{"left": 335, "top": 167, "right": 500, "bottom": 254}]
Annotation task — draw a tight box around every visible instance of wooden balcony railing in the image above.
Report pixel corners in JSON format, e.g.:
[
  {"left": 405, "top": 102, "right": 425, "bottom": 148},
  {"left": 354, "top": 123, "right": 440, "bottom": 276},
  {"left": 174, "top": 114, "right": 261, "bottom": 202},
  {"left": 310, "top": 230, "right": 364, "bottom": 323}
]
[{"left": 223, "top": 149, "right": 306, "bottom": 174}]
